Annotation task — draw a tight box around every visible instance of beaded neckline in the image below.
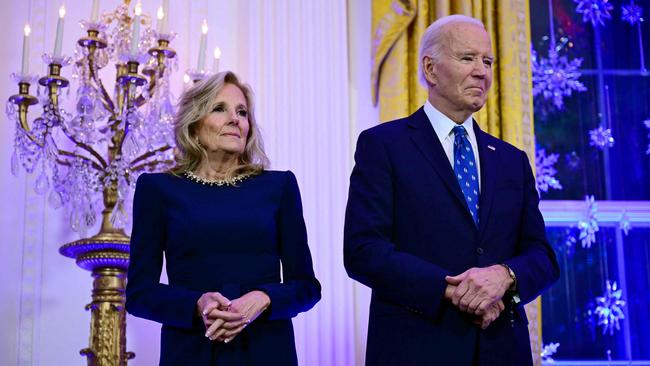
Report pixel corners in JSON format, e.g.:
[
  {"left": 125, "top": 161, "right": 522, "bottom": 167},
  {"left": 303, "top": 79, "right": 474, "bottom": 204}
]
[{"left": 184, "top": 171, "right": 252, "bottom": 187}]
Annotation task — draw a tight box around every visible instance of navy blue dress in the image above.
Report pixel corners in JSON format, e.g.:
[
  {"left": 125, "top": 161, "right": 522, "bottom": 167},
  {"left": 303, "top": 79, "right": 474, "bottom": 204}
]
[{"left": 125, "top": 170, "right": 321, "bottom": 366}]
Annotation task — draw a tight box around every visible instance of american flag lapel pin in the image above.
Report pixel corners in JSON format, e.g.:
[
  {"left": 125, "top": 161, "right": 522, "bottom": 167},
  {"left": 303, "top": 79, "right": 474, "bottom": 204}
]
[{"left": 487, "top": 145, "right": 496, "bottom": 151}]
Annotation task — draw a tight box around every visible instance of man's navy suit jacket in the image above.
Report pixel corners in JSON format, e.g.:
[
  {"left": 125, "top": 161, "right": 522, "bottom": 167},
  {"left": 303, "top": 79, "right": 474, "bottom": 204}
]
[{"left": 344, "top": 108, "right": 560, "bottom": 366}]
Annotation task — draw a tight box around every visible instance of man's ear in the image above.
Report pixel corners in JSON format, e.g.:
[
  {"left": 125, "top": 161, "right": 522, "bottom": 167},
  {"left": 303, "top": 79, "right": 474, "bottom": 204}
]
[{"left": 423, "top": 55, "right": 436, "bottom": 86}]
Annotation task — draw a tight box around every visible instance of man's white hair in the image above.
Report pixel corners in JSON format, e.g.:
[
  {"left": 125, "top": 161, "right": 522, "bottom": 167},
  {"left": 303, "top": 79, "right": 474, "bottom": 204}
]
[{"left": 418, "top": 14, "right": 486, "bottom": 86}]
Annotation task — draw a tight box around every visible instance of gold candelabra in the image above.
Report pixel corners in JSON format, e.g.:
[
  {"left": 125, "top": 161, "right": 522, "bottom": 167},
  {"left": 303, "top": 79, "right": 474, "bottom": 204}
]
[{"left": 7, "top": 2, "right": 180, "bottom": 365}]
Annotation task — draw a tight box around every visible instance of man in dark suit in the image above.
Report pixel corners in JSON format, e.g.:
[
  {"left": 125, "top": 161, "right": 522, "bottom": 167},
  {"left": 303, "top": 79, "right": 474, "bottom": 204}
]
[{"left": 344, "top": 14, "right": 559, "bottom": 366}]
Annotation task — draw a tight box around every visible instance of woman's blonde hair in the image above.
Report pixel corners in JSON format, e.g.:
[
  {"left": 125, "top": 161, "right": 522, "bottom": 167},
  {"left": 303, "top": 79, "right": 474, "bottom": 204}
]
[{"left": 171, "top": 71, "right": 269, "bottom": 180}]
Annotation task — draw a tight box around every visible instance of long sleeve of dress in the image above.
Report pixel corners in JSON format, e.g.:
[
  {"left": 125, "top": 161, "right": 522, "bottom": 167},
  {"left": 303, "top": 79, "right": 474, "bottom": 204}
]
[
  {"left": 254, "top": 171, "right": 322, "bottom": 320},
  {"left": 125, "top": 174, "right": 203, "bottom": 329}
]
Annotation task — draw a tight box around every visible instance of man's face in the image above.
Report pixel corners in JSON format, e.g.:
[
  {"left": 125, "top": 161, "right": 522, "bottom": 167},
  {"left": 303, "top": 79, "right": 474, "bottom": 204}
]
[{"left": 427, "top": 23, "right": 493, "bottom": 118}]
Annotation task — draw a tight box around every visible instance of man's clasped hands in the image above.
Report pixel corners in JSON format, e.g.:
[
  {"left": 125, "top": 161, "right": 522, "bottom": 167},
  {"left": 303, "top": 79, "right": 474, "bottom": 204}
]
[{"left": 444, "top": 264, "right": 514, "bottom": 329}]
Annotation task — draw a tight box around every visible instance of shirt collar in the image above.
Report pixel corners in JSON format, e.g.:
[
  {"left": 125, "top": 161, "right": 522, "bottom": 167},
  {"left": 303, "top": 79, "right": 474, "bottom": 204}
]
[{"left": 423, "top": 100, "right": 476, "bottom": 143}]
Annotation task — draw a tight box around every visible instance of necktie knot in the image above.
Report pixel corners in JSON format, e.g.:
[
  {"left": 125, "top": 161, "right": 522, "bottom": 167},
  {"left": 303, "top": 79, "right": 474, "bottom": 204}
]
[
  {"left": 453, "top": 126, "right": 468, "bottom": 148},
  {"left": 452, "top": 125, "right": 467, "bottom": 142},
  {"left": 452, "top": 125, "right": 466, "bottom": 136}
]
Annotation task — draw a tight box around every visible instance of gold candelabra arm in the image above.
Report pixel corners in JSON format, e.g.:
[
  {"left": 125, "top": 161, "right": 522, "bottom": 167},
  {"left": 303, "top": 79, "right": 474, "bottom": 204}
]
[
  {"left": 129, "top": 145, "right": 172, "bottom": 167},
  {"left": 79, "top": 29, "right": 115, "bottom": 120},
  {"left": 32, "top": 57, "right": 109, "bottom": 169},
  {"left": 112, "top": 61, "right": 147, "bottom": 160},
  {"left": 136, "top": 39, "right": 177, "bottom": 108},
  {"left": 54, "top": 158, "right": 71, "bottom": 167},
  {"left": 131, "top": 159, "right": 174, "bottom": 173},
  {"left": 114, "top": 63, "right": 128, "bottom": 121},
  {"left": 9, "top": 82, "right": 41, "bottom": 144},
  {"left": 8, "top": 69, "right": 108, "bottom": 170},
  {"left": 134, "top": 90, "right": 150, "bottom": 108},
  {"left": 39, "top": 63, "right": 70, "bottom": 109},
  {"left": 135, "top": 72, "right": 157, "bottom": 108},
  {"left": 140, "top": 68, "right": 159, "bottom": 106},
  {"left": 56, "top": 121, "right": 109, "bottom": 169},
  {"left": 58, "top": 149, "right": 104, "bottom": 171},
  {"left": 90, "top": 63, "right": 117, "bottom": 119}
]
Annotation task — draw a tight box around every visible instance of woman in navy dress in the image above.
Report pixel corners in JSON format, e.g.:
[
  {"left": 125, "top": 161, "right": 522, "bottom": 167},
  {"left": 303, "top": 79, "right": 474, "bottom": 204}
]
[{"left": 125, "top": 71, "right": 321, "bottom": 365}]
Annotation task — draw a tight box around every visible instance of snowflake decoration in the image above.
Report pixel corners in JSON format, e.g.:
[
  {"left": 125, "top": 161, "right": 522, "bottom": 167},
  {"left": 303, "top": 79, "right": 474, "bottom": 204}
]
[
  {"left": 594, "top": 280, "right": 626, "bottom": 335},
  {"left": 575, "top": 0, "right": 614, "bottom": 26},
  {"left": 619, "top": 210, "right": 631, "bottom": 235},
  {"left": 578, "top": 195, "right": 599, "bottom": 248},
  {"left": 589, "top": 126, "right": 615, "bottom": 149},
  {"left": 541, "top": 342, "right": 561, "bottom": 363},
  {"left": 621, "top": 2, "right": 644, "bottom": 25},
  {"left": 536, "top": 149, "right": 563, "bottom": 193},
  {"left": 643, "top": 118, "right": 650, "bottom": 155},
  {"left": 532, "top": 46, "right": 587, "bottom": 110}
]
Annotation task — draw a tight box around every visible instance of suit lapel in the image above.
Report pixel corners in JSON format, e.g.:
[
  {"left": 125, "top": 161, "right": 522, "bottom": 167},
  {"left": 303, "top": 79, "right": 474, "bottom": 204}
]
[
  {"left": 408, "top": 108, "right": 472, "bottom": 221},
  {"left": 473, "top": 121, "right": 497, "bottom": 239}
]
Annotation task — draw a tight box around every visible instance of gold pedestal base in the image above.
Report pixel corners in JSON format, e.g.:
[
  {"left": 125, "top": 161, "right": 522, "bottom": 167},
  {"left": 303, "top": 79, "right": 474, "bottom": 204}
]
[
  {"left": 80, "top": 268, "right": 135, "bottom": 365},
  {"left": 60, "top": 232, "right": 134, "bottom": 365}
]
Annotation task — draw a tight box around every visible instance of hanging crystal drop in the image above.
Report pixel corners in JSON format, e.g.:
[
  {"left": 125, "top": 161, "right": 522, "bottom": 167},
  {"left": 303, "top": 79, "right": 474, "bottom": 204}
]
[
  {"left": 10, "top": 150, "right": 20, "bottom": 176},
  {"left": 122, "top": 131, "right": 139, "bottom": 161},
  {"left": 117, "top": 177, "right": 129, "bottom": 200},
  {"left": 34, "top": 170, "right": 49, "bottom": 195},
  {"left": 6, "top": 99, "right": 16, "bottom": 117},
  {"left": 70, "top": 210, "right": 81, "bottom": 233},
  {"left": 44, "top": 134, "right": 58, "bottom": 161},
  {"left": 109, "top": 200, "right": 126, "bottom": 229},
  {"left": 84, "top": 206, "right": 97, "bottom": 229},
  {"left": 48, "top": 190, "right": 63, "bottom": 209}
]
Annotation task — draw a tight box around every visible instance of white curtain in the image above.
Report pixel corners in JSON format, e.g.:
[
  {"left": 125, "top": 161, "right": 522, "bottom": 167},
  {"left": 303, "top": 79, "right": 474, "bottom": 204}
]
[{"left": 243, "top": 1, "right": 355, "bottom": 365}]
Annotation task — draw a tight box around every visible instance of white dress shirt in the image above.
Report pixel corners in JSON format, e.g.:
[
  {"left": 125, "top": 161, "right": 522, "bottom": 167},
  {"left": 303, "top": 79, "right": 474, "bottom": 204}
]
[{"left": 423, "top": 100, "right": 481, "bottom": 190}]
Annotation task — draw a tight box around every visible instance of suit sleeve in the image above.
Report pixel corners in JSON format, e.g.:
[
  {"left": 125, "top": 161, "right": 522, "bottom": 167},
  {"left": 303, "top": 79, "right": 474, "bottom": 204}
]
[
  {"left": 254, "top": 171, "right": 322, "bottom": 320},
  {"left": 503, "top": 150, "right": 560, "bottom": 304},
  {"left": 344, "top": 130, "right": 450, "bottom": 319},
  {"left": 125, "top": 174, "right": 203, "bottom": 328}
]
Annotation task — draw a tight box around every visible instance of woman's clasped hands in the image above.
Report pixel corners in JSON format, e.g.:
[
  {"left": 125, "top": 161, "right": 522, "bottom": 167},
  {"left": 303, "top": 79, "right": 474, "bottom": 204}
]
[{"left": 197, "top": 291, "right": 271, "bottom": 343}]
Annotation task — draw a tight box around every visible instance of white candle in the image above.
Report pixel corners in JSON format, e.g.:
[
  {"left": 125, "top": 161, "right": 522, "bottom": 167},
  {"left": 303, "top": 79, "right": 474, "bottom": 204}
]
[
  {"left": 130, "top": 2, "right": 142, "bottom": 56},
  {"left": 162, "top": 0, "right": 169, "bottom": 33},
  {"left": 21, "top": 23, "right": 31, "bottom": 75},
  {"left": 197, "top": 20, "right": 208, "bottom": 71},
  {"left": 53, "top": 5, "right": 66, "bottom": 57},
  {"left": 156, "top": 6, "right": 164, "bottom": 33},
  {"left": 90, "top": 0, "right": 99, "bottom": 22},
  {"left": 212, "top": 47, "right": 221, "bottom": 73}
]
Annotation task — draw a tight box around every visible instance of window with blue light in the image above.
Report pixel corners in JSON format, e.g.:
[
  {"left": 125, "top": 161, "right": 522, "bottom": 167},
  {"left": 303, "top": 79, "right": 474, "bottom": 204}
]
[{"left": 530, "top": 0, "right": 650, "bottom": 365}]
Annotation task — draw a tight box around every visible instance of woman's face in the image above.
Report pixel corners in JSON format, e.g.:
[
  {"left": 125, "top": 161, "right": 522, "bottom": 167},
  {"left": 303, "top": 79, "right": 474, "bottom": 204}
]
[{"left": 195, "top": 83, "right": 250, "bottom": 156}]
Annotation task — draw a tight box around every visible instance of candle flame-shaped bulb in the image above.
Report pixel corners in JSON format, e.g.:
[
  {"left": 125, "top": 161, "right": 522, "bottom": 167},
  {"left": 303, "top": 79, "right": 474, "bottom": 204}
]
[
  {"left": 213, "top": 47, "right": 221, "bottom": 59},
  {"left": 24, "top": 23, "right": 31, "bottom": 36},
  {"left": 135, "top": 2, "right": 142, "bottom": 16},
  {"left": 201, "top": 19, "right": 208, "bottom": 34},
  {"left": 157, "top": 6, "right": 164, "bottom": 20},
  {"left": 59, "top": 5, "right": 66, "bottom": 18},
  {"left": 183, "top": 73, "right": 191, "bottom": 83}
]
